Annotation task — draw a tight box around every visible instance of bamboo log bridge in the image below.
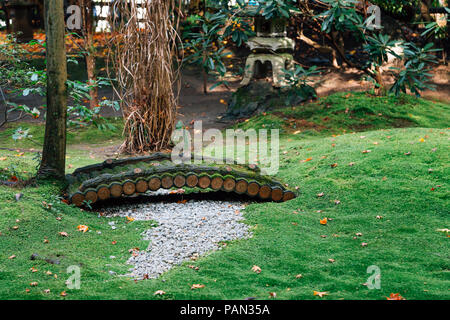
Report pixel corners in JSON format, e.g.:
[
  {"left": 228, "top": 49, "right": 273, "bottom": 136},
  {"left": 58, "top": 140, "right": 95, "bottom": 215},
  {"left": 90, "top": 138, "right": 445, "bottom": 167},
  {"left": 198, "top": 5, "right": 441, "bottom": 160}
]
[{"left": 65, "top": 153, "right": 296, "bottom": 207}]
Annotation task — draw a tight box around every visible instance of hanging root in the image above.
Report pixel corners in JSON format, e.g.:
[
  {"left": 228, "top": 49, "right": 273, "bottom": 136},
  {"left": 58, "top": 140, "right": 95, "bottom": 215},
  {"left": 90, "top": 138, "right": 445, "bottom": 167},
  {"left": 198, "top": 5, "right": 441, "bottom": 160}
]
[{"left": 107, "top": 0, "right": 181, "bottom": 154}]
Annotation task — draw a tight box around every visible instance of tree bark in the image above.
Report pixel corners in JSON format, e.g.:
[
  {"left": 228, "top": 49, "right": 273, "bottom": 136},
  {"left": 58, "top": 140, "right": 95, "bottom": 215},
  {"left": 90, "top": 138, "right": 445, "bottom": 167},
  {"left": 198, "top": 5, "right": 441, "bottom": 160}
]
[
  {"left": 82, "top": 0, "right": 98, "bottom": 110},
  {"left": 38, "top": 0, "right": 68, "bottom": 179}
]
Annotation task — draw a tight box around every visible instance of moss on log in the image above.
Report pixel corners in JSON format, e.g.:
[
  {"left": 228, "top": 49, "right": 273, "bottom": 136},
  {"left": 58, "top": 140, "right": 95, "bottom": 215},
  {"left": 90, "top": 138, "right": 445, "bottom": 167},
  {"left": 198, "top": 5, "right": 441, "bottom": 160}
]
[{"left": 66, "top": 154, "right": 297, "bottom": 207}]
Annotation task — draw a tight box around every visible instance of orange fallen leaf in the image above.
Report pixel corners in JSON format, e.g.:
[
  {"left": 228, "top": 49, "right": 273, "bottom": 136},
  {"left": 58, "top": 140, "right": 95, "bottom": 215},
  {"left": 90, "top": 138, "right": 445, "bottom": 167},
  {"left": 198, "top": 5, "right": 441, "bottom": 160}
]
[
  {"left": 77, "top": 225, "right": 89, "bottom": 233},
  {"left": 387, "top": 293, "right": 405, "bottom": 300},
  {"left": 191, "top": 284, "right": 205, "bottom": 289},
  {"left": 320, "top": 218, "right": 328, "bottom": 225},
  {"left": 60, "top": 291, "right": 67, "bottom": 297},
  {"left": 126, "top": 216, "right": 135, "bottom": 223},
  {"left": 314, "top": 291, "right": 329, "bottom": 298}
]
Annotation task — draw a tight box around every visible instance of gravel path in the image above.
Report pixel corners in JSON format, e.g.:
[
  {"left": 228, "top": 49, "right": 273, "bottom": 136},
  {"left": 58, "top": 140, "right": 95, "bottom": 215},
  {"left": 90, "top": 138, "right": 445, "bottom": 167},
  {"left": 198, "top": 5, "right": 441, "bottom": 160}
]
[{"left": 104, "top": 197, "right": 251, "bottom": 279}]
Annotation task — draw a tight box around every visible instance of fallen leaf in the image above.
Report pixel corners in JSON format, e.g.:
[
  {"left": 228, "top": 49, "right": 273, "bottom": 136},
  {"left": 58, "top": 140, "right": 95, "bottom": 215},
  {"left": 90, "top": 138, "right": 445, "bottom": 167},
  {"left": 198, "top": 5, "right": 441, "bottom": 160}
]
[
  {"left": 8, "top": 255, "right": 16, "bottom": 259},
  {"left": 314, "top": 291, "right": 329, "bottom": 298},
  {"left": 154, "top": 290, "right": 166, "bottom": 295},
  {"left": 126, "top": 216, "right": 135, "bottom": 223},
  {"left": 191, "top": 284, "right": 205, "bottom": 289},
  {"left": 317, "top": 192, "right": 324, "bottom": 198},
  {"left": 43, "top": 289, "right": 50, "bottom": 294},
  {"left": 328, "top": 259, "right": 335, "bottom": 263},
  {"left": 58, "top": 232, "right": 69, "bottom": 237},
  {"left": 60, "top": 291, "right": 67, "bottom": 297},
  {"left": 320, "top": 218, "right": 328, "bottom": 225},
  {"left": 30, "top": 267, "right": 38, "bottom": 273},
  {"left": 269, "top": 292, "right": 277, "bottom": 298},
  {"left": 251, "top": 265, "right": 262, "bottom": 274},
  {"left": 387, "top": 293, "right": 405, "bottom": 300},
  {"left": 77, "top": 225, "right": 89, "bottom": 233},
  {"left": 42, "top": 201, "right": 52, "bottom": 210},
  {"left": 295, "top": 274, "right": 303, "bottom": 279},
  {"left": 30, "top": 282, "right": 38, "bottom": 287},
  {"left": 361, "top": 242, "right": 368, "bottom": 247}
]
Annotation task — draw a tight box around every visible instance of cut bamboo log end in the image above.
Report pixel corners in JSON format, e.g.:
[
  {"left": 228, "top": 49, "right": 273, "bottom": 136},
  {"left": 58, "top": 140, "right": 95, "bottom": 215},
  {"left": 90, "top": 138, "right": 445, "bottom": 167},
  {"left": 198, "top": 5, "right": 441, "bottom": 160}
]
[
  {"left": 123, "top": 181, "right": 136, "bottom": 195},
  {"left": 174, "top": 175, "right": 186, "bottom": 188},
  {"left": 186, "top": 174, "right": 199, "bottom": 188},
  {"left": 148, "top": 177, "right": 162, "bottom": 191},
  {"left": 136, "top": 180, "right": 148, "bottom": 193},
  {"left": 223, "top": 177, "right": 236, "bottom": 192},
  {"left": 211, "top": 176, "right": 224, "bottom": 190},
  {"left": 258, "top": 185, "right": 272, "bottom": 199},
  {"left": 97, "top": 186, "right": 110, "bottom": 201},
  {"left": 235, "top": 179, "right": 248, "bottom": 194},
  {"left": 110, "top": 183, "right": 123, "bottom": 198},
  {"left": 161, "top": 175, "right": 174, "bottom": 189},
  {"left": 85, "top": 190, "right": 98, "bottom": 204},
  {"left": 247, "top": 182, "right": 260, "bottom": 197},
  {"left": 71, "top": 193, "right": 85, "bottom": 207},
  {"left": 282, "top": 191, "right": 295, "bottom": 202},
  {"left": 271, "top": 188, "right": 283, "bottom": 202},
  {"left": 198, "top": 175, "right": 211, "bottom": 189}
]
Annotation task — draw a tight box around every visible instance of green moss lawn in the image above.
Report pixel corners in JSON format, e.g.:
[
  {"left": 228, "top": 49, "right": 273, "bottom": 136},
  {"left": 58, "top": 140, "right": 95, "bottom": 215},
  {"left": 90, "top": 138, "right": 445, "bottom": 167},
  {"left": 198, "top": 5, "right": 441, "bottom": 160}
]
[{"left": 0, "top": 92, "right": 448, "bottom": 300}]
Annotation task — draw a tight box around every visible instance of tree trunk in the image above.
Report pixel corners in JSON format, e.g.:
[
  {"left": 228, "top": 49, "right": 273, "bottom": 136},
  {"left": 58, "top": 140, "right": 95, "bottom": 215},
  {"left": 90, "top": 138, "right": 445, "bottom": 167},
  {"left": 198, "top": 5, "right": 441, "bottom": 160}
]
[
  {"left": 374, "top": 66, "right": 386, "bottom": 96},
  {"left": 202, "top": 68, "right": 208, "bottom": 95},
  {"left": 82, "top": 0, "right": 98, "bottom": 110},
  {"left": 38, "top": 0, "right": 67, "bottom": 179},
  {"left": 4, "top": 6, "right": 11, "bottom": 33}
]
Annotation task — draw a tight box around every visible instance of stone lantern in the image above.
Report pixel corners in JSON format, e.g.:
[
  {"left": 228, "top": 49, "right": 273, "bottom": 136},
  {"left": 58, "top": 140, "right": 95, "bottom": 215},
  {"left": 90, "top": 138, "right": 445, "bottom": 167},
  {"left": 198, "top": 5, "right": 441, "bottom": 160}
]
[{"left": 240, "top": 6, "right": 295, "bottom": 87}]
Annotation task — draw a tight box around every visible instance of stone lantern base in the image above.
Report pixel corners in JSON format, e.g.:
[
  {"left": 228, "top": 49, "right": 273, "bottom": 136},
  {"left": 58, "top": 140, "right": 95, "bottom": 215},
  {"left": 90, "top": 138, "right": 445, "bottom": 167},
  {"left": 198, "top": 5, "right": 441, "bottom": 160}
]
[{"left": 241, "top": 53, "right": 295, "bottom": 87}]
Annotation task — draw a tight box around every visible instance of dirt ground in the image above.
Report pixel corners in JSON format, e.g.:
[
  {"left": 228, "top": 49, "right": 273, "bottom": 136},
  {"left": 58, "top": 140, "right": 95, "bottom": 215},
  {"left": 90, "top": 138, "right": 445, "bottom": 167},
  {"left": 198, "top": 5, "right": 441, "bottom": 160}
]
[{"left": 1, "top": 63, "right": 449, "bottom": 132}]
